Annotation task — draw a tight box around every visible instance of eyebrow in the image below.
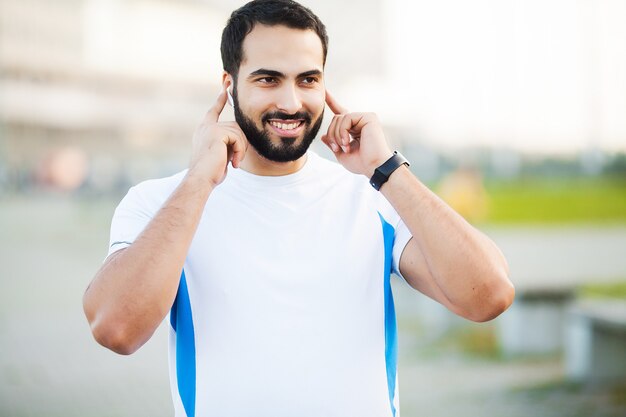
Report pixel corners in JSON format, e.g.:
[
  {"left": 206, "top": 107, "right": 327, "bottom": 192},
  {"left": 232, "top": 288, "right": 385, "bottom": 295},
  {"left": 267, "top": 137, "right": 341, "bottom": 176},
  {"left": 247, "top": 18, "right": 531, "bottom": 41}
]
[
  {"left": 299, "top": 69, "right": 323, "bottom": 78},
  {"left": 247, "top": 68, "right": 323, "bottom": 79}
]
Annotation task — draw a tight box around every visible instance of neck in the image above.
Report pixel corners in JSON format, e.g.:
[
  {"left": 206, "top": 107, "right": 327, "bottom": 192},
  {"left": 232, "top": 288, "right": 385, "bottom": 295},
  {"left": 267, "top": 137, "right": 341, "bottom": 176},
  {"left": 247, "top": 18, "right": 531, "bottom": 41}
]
[{"left": 239, "top": 148, "right": 308, "bottom": 176}]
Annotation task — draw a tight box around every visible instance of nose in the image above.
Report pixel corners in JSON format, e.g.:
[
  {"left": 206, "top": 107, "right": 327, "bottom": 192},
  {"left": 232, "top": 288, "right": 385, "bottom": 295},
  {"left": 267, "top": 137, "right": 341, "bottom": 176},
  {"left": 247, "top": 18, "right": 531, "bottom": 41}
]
[{"left": 275, "top": 84, "right": 302, "bottom": 115}]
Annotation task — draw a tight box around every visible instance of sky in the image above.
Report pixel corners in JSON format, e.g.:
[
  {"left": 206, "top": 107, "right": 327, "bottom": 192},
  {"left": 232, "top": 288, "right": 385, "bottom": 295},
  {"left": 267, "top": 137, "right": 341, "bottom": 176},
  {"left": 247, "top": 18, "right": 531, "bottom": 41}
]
[
  {"left": 80, "top": 0, "right": 626, "bottom": 154},
  {"left": 345, "top": 0, "right": 626, "bottom": 154}
]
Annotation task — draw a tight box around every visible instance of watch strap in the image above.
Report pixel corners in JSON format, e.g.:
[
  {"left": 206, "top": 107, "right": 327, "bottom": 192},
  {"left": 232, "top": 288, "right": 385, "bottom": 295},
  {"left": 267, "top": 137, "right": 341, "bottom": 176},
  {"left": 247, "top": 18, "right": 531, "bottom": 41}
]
[{"left": 369, "top": 151, "right": 410, "bottom": 191}]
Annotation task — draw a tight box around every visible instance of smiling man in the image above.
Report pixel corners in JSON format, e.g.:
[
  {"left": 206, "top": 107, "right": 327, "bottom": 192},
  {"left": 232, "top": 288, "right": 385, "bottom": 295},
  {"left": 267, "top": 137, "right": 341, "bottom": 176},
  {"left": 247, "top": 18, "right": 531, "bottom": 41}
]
[
  {"left": 83, "top": 1, "right": 515, "bottom": 416},
  {"left": 230, "top": 25, "right": 325, "bottom": 164},
  {"left": 226, "top": 21, "right": 326, "bottom": 170}
]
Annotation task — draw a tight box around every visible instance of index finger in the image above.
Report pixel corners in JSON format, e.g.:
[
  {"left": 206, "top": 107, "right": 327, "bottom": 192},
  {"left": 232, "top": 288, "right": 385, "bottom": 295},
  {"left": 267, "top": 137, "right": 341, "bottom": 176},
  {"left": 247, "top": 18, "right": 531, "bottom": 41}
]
[
  {"left": 325, "top": 90, "right": 349, "bottom": 115},
  {"left": 206, "top": 88, "right": 228, "bottom": 122}
]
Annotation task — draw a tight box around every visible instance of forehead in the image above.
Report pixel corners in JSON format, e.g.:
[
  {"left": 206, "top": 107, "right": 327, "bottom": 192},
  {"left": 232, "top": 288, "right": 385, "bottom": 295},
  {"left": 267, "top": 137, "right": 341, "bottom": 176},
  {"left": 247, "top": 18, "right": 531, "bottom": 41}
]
[{"left": 240, "top": 24, "right": 324, "bottom": 75}]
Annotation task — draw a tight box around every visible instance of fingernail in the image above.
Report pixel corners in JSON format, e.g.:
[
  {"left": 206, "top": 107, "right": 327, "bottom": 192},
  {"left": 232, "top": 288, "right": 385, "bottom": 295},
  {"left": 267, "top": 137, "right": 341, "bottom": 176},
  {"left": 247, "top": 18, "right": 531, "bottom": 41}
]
[
  {"left": 341, "top": 145, "right": 348, "bottom": 153},
  {"left": 331, "top": 143, "right": 339, "bottom": 152}
]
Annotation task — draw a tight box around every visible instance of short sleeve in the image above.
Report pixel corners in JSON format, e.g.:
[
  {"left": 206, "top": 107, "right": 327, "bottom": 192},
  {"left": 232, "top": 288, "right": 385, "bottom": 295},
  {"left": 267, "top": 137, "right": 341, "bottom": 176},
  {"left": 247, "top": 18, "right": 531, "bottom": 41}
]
[
  {"left": 104, "top": 170, "right": 187, "bottom": 261},
  {"left": 371, "top": 183, "right": 414, "bottom": 279},
  {"left": 106, "top": 186, "right": 153, "bottom": 259},
  {"left": 391, "top": 219, "right": 412, "bottom": 278}
]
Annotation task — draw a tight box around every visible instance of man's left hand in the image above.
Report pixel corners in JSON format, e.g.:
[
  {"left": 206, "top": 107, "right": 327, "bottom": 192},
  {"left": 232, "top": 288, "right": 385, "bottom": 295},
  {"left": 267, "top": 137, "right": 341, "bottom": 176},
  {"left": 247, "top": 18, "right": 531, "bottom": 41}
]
[{"left": 321, "top": 91, "right": 393, "bottom": 177}]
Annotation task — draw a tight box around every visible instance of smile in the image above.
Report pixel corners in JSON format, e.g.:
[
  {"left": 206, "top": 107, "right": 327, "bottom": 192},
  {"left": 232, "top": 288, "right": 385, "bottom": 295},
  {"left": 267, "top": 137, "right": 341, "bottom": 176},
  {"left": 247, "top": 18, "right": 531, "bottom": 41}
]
[
  {"left": 270, "top": 121, "right": 301, "bottom": 130},
  {"left": 267, "top": 119, "right": 305, "bottom": 138}
]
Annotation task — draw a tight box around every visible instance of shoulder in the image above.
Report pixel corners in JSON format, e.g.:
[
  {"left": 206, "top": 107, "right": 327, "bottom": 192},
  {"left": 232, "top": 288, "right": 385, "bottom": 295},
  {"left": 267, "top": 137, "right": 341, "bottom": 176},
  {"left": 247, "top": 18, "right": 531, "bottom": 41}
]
[
  {"left": 119, "top": 169, "right": 188, "bottom": 213},
  {"left": 131, "top": 169, "right": 187, "bottom": 195}
]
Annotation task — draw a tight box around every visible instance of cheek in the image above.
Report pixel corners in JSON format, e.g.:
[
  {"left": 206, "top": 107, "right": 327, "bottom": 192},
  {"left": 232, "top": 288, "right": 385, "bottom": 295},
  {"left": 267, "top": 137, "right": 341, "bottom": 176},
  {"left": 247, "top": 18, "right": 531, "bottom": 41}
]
[
  {"left": 244, "top": 91, "right": 271, "bottom": 110},
  {"left": 304, "top": 90, "right": 325, "bottom": 114},
  {"left": 240, "top": 87, "right": 324, "bottom": 116},
  {"left": 237, "top": 88, "right": 271, "bottom": 114}
]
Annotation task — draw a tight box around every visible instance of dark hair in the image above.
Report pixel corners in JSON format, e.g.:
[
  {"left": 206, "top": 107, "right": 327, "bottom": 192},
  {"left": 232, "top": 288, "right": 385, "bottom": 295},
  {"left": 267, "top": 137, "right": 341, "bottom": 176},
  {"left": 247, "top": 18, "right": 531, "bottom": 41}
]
[{"left": 220, "top": 0, "right": 329, "bottom": 79}]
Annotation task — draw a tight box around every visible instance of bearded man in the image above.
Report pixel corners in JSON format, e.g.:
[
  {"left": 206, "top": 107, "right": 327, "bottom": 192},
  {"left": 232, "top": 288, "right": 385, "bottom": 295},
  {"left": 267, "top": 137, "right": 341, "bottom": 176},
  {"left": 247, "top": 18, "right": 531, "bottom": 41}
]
[{"left": 83, "top": 1, "right": 514, "bottom": 416}]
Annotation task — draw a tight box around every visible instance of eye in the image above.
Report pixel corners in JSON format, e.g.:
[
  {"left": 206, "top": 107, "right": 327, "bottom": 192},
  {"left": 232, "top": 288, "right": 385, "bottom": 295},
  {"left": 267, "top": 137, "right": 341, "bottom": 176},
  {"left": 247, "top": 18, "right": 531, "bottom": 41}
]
[
  {"left": 257, "top": 77, "right": 277, "bottom": 84},
  {"left": 301, "top": 77, "right": 318, "bottom": 85}
]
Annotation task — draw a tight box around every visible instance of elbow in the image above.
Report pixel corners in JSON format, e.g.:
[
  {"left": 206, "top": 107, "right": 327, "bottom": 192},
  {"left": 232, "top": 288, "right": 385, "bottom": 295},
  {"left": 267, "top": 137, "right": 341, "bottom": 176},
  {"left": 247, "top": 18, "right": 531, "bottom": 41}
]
[
  {"left": 465, "top": 271, "right": 516, "bottom": 323},
  {"left": 89, "top": 318, "right": 143, "bottom": 355},
  {"left": 84, "top": 296, "right": 143, "bottom": 355}
]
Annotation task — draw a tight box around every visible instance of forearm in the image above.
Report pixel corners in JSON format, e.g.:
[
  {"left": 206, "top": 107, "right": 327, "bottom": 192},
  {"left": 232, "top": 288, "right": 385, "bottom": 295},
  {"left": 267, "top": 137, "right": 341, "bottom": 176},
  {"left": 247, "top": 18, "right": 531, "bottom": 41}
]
[
  {"left": 318, "top": 99, "right": 513, "bottom": 319},
  {"left": 83, "top": 172, "right": 213, "bottom": 354},
  {"left": 380, "top": 166, "right": 513, "bottom": 321}
]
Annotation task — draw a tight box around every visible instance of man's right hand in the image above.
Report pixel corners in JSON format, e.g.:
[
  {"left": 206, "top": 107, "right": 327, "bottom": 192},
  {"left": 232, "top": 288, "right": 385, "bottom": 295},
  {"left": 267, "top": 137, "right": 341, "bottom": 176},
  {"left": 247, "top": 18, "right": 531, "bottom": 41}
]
[{"left": 188, "top": 88, "right": 248, "bottom": 187}]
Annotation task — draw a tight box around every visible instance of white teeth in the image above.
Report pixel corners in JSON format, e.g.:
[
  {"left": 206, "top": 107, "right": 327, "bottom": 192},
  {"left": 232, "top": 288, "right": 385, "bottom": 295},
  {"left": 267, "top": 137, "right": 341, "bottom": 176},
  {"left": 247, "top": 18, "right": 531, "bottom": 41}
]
[{"left": 271, "top": 121, "right": 299, "bottom": 130}]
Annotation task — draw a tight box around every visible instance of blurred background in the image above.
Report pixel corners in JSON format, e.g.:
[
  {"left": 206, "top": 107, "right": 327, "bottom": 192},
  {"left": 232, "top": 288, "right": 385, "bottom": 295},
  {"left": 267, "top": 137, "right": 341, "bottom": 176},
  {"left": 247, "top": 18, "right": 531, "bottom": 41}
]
[{"left": 0, "top": 0, "right": 625, "bottom": 416}]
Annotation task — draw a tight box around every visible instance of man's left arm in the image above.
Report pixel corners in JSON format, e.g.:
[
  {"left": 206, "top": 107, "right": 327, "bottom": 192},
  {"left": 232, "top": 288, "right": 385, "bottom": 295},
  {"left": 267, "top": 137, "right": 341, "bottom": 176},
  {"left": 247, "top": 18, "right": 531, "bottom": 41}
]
[
  {"left": 380, "top": 164, "right": 514, "bottom": 322},
  {"left": 322, "top": 91, "right": 514, "bottom": 322}
]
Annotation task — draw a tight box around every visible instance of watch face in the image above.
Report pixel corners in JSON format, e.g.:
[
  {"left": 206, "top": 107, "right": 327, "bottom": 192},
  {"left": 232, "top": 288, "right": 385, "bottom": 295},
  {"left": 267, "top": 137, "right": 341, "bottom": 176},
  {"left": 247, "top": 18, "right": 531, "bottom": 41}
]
[{"left": 370, "top": 152, "right": 409, "bottom": 190}]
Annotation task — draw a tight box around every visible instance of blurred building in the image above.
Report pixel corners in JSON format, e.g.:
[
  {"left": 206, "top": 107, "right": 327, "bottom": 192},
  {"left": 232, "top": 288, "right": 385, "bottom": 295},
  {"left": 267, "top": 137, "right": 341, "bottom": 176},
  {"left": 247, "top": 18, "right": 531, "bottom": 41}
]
[
  {"left": 0, "top": 0, "right": 228, "bottom": 191},
  {"left": 2, "top": 0, "right": 622, "bottom": 193},
  {"left": 0, "top": 0, "right": 387, "bottom": 192}
]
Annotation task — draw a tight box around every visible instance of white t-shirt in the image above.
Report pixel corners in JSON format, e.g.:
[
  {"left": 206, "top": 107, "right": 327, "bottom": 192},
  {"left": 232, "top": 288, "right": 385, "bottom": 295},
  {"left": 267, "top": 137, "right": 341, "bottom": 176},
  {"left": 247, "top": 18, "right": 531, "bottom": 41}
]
[{"left": 108, "top": 151, "right": 412, "bottom": 417}]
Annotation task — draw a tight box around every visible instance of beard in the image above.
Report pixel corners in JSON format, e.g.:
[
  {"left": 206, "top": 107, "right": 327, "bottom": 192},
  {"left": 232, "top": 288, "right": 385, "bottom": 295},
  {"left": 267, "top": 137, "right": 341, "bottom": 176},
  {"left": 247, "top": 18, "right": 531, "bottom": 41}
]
[{"left": 233, "top": 88, "right": 324, "bottom": 163}]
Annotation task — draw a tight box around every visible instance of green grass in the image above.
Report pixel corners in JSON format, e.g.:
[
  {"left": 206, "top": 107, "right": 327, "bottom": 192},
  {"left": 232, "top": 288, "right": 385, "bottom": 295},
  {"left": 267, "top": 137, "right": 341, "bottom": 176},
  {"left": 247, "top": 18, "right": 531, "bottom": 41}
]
[
  {"left": 483, "top": 177, "right": 626, "bottom": 224},
  {"left": 577, "top": 281, "right": 626, "bottom": 300}
]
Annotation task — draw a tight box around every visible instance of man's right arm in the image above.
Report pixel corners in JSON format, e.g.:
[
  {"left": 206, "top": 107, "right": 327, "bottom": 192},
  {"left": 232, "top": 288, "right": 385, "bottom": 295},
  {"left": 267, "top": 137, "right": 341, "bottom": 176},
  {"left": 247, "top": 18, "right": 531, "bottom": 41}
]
[{"left": 83, "top": 88, "right": 247, "bottom": 355}]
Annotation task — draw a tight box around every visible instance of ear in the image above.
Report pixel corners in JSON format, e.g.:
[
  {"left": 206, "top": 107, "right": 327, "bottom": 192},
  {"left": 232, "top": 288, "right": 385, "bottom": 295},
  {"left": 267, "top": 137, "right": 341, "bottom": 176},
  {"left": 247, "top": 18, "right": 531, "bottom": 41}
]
[
  {"left": 222, "top": 72, "right": 234, "bottom": 94},
  {"left": 222, "top": 72, "right": 235, "bottom": 107}
]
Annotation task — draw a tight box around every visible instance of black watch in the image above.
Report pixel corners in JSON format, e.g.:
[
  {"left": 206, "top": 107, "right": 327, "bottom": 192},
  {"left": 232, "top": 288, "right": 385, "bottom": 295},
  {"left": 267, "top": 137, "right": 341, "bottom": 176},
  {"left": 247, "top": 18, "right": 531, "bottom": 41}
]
[{"left": 369, "top": 151, "right": 410, "bottom": 191}]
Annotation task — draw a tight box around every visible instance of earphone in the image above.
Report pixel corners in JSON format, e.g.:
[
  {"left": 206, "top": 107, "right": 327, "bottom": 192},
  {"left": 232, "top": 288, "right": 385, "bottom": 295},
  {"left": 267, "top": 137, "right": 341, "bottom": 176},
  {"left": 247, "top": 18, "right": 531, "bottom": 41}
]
[{"left": 227, "top": 87, "right": 235, "bottom": 107}]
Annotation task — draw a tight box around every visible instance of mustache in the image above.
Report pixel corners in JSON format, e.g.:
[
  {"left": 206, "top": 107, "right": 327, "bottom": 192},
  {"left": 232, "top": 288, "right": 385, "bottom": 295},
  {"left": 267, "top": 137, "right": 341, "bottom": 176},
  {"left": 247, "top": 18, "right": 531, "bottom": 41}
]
[{"left": 262, "top": 111, "right": 312, "bottom": 124}]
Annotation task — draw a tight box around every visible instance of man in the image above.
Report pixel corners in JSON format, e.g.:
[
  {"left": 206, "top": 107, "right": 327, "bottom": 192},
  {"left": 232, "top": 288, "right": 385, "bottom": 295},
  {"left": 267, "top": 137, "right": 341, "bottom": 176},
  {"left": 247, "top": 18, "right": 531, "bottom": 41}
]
[{"left": 83, "top": 1, "right": 515, "bottom": 416}]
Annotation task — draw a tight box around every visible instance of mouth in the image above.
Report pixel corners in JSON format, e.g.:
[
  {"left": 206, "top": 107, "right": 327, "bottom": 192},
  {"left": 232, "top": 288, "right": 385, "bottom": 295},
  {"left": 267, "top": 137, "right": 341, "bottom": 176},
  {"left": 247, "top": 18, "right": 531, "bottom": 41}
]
[{"left": 266, "top": 119, "right": 305, "bottom": 138}]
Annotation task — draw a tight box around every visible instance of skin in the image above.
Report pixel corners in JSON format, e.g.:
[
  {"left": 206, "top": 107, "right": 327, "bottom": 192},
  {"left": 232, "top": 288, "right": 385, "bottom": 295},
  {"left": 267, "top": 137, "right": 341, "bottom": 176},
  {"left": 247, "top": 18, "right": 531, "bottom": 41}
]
[
  {"left": 225, "top": 24, "right": 326, "bottom": 175},
  {"left": 83, "top": 24, "right": 514, "bottom": 355}
]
